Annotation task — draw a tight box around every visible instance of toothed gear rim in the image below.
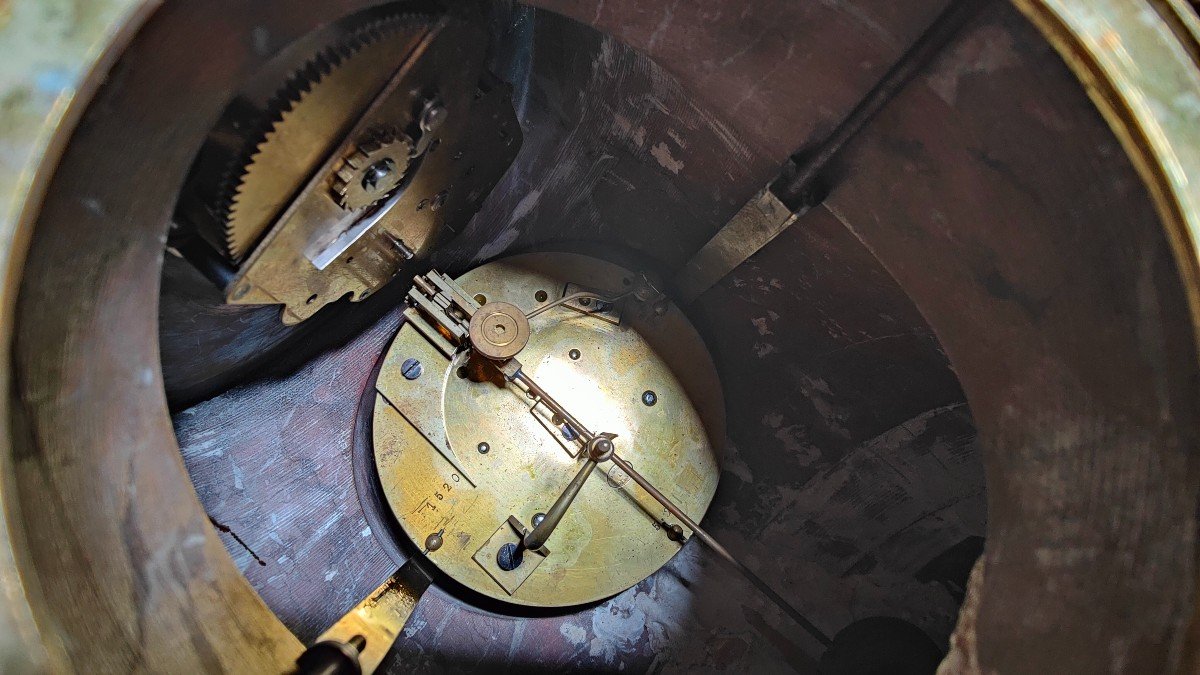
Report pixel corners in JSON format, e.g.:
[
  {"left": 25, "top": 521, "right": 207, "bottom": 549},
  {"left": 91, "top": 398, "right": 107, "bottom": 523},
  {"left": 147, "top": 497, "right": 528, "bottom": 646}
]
[
  {"left": 214, "top": 13, "right": 433, "bottom": 262},
  {"left": 330, "top": 126, "right": 414, "bottom": 210}
]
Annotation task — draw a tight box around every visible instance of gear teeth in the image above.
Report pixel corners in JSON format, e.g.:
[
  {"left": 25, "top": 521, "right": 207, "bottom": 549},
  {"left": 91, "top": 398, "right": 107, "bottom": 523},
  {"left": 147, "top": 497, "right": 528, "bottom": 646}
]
[
  {"left": 329, "top": 125, "right": 412, "bottom": 211},
  {"left": 213, "top": 12, "right": 431, "bottom": 262},
  {"left": 352, "top": 143, "right": 381, "bottom": 165}
]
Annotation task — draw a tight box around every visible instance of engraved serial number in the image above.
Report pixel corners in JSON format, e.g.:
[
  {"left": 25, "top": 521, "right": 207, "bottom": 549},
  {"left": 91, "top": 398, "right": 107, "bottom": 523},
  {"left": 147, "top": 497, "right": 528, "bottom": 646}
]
[{"left": 413, "top": 475, "right": 459, "bottom": 514}]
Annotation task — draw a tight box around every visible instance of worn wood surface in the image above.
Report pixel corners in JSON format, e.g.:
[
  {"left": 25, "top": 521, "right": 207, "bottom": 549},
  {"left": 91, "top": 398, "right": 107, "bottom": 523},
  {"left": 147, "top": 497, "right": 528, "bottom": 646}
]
[
  {"left": 532, "top": 0, "right": 952, "bottom": 165},
  {"left": 176, "top": 204, "right": 984, "bottom": 671},
  {"left": 818, "top": 4, "right": 1200, "bottom": 672},
  {"left": 8, "top": 0, "right": 1197, "bottom": 671}
]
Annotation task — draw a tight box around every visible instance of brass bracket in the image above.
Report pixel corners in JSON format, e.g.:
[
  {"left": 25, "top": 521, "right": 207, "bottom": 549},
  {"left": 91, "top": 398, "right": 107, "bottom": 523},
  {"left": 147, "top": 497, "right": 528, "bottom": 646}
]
[
  {"left": 305, "top": 560, "right": 432, "bottom": 674},
  {"left": 562, "top": 282, "right": 624, "bottom": 325},
  {"left": 672, "top": 186, "right": 800, "bottom": 305},
  {"left": 472, "top": 516, "right": 549, "bottom": 595}
]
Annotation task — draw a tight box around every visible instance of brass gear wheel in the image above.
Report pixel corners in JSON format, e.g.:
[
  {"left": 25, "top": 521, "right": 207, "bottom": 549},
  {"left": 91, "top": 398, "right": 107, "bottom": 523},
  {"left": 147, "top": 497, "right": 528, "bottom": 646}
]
[
  {"left": 216, "top": 14, "right": 431, "bottom": 262},
  {"left": 329, "top": 126, "right": 414, "bottom": 210}
]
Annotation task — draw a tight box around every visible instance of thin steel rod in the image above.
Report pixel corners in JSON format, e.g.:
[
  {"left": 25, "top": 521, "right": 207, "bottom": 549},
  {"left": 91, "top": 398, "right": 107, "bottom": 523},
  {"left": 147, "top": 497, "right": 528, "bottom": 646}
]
[
  {"left": 609, "top": 454, "right": 831, "bottom": 646},
  {"left": 524, "top": 290, "right": 631, "bottom": 320},
  {"left": 513, "top": 370, "right": 831, "bottom": 646}
]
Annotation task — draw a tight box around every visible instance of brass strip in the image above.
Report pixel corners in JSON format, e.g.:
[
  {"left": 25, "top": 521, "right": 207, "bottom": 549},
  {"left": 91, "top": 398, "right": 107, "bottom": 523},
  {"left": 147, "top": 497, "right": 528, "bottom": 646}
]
[
  {"left": 311, "top": 560, "right": 432, "bottom": 674},
  {"left": 672, "top": 187, "right": 799, "bottom": 304}
]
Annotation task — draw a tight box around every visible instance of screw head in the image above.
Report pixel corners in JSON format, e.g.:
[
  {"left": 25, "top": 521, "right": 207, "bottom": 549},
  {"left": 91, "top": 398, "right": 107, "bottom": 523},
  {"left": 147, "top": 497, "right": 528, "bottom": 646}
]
[
  {"left": 642, "top": 390, "right": 658, "bottom": 406},
  {"left": 401, "top": 358, "right": 423, "bottom": 380},
  {"left": 587, "top": 436, "right": 615, "bottom": 462},
  {"left": 477, "top": 442, "right": 490, "bottom": 454},
  {"left": 531, "top": 512, "right": 546, "bottom": 527},
  {"left": 496, "top": 542, "right": 523, "bottom": 571},
  {"left": 231, "top": 283, "right": 250, "bottom": 300},
  {"left": 560, "top": 424, "right": 578, "bottom": 442},
  {"left": 568, "top": 349, "right": 581, "bottom": 360},
  {"left": 421, "top": 103, "right": 448, "bottom": 131}
]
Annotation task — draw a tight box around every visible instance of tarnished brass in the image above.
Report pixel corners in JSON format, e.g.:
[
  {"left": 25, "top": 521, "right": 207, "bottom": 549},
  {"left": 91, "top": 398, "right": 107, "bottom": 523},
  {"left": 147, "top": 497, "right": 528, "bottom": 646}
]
[
  {"left": 329, "top": 126, "right": 415, "bottom": 211},
  {"left": 472, "top": 516, "right": 550, "bottom": 595},
  {"left": 9, "top": 0, "right": 1200, "bottom": 670},
  {"left": 310, "top": 560, "right": 432, "bottom": 674},
  {"left": 225, "top": 17, "right": 497, "bottom": 324},
  {"left": 220, "top": 15, "right": 430, "bottom": 262},
  {"left": 374, "top": 253, "right": 725, "bottom": 606},
  {"left": 674, "top": 186, "right": 801, "bottom": 304},
  {"left": 468, "top": 301, "right": 530, "bottom": 360},
  {"left": 1005, "top": 0, "right": 1200, "bottom": 355}
]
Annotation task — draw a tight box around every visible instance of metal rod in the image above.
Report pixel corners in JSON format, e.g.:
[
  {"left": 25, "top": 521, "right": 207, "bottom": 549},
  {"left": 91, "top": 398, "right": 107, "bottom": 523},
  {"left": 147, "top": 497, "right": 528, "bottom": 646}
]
[
  {"left": 523, "top": 458, "right": 597, "bottom": 550},
  {"left": 773, "top": 0, "right": 990, "bottom": 207},
  {"left": 169, "top": 227, "right": 238, "bottom": 290},
  {"left": 513, "top": 370, "right": 830, "bottom": 646},
  {"left": 524, "top": 290, "right": 629, "bottom": 320},
  {"left": 525, "top": 291, "right": 603, "bottom": 319},
  {"left": 608, "top": 454, "right": 831, "bottom": 646},
  {"left": 514, "top": 370, "right": 595, "bottom": 441}
]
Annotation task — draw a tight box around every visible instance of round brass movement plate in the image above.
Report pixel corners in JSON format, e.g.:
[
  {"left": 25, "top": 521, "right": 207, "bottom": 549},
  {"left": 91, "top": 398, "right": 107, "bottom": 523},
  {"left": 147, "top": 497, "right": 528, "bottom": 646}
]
[{"left": 373, "top": 253, "right": 724, "bottom": 607}]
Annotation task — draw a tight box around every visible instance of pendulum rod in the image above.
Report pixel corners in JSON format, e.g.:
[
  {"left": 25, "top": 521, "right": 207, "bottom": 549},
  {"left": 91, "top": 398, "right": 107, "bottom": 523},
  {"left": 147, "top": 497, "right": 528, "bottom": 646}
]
[{"left": 513, "top": 368, "right": 832, "bottom": 647}]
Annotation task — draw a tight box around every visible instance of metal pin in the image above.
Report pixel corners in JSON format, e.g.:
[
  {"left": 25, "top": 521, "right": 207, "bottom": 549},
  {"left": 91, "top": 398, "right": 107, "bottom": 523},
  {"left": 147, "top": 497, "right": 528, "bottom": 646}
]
[
  {"left": 425, "top": 530, "right": 444, "bottom": 552},
  {"left": 385, "top": 232, "right": 415, "bottom": 260}
]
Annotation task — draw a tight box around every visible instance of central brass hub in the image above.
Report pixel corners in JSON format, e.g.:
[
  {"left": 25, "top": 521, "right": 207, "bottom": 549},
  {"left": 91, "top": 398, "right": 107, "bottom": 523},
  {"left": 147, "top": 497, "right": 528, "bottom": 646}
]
[{"left": 469, "top": 301, "right": 530, "bottom": 360}]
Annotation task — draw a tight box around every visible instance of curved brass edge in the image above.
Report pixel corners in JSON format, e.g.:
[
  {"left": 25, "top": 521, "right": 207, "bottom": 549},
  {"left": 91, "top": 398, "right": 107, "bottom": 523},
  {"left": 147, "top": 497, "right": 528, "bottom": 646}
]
[
  {"left": 1009, "top": 0, "right": 1200, "bottom": 358},
  {"left": 0, "top": 2, "right": 160, "bottom": 671},
  {"left": 995, "top": 1, "right": 1200, "bottom": 670}
]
